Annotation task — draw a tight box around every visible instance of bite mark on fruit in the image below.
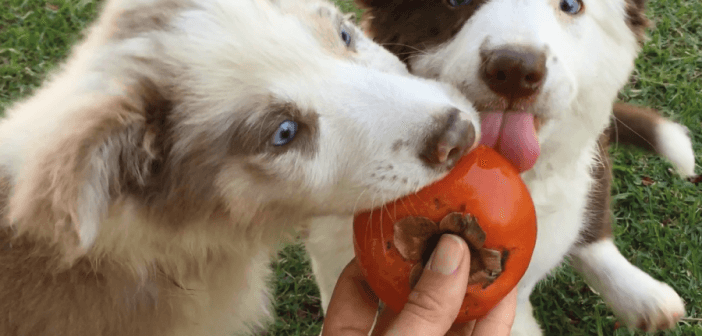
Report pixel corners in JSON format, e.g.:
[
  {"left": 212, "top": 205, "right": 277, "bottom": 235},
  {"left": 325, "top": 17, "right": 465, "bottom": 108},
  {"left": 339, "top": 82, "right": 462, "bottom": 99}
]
[{"left": 393, "top": 212, "right": 505, "bottom": 289}]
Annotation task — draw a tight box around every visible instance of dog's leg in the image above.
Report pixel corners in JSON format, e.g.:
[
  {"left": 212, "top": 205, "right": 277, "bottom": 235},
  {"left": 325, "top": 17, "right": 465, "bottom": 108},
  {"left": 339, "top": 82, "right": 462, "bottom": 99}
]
[
  {"left": 610, "top": 103, "right": 695, "bottom": 177},
  {"left": 304, "top": 215, "right": 356, "bottom": 314},
  {"left": 510, "top": 288, "right": 543, "bottom": 336},
  {"left": 570, "top": 135, "right": 685, "bottom": 332},
  {"left": 571, "top": 239, "right": 685, "bottom": 331}
]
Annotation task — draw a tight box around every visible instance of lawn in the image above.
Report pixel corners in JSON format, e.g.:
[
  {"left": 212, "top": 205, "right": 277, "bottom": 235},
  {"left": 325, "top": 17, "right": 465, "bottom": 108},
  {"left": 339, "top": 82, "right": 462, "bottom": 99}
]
[{"left": 1, "top": 0, "right": 699, "bottom": 335}]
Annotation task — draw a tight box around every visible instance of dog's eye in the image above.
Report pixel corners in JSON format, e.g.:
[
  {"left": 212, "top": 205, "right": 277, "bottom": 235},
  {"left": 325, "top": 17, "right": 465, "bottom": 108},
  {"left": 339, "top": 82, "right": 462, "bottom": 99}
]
[
  {"left": 272, "top": 120, "right": 298, "bottom": 146},
  {"left": 447, "top": 0, "right": 473, "bottom": 7},
  {"left": 340, "top": 28, "right": 352, "bottom": 47},
  {"left": 559, "top": 0, "right": 583, "bottom": 15}
]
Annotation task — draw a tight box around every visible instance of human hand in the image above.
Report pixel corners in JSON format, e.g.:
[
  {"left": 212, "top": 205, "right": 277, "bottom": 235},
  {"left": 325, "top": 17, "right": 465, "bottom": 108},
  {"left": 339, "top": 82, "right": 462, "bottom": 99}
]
[{"left": 321, "top": 234, "right": 517, "bottom": 336}]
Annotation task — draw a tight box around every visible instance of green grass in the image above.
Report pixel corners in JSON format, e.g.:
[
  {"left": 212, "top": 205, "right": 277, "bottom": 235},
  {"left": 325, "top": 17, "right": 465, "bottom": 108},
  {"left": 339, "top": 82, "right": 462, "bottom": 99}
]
[
  {"left": 1, "top": 0, "right": 699, "bottom": 335},
  {"left": 0, "top": 0, "right": 97, "bottom": 110}
]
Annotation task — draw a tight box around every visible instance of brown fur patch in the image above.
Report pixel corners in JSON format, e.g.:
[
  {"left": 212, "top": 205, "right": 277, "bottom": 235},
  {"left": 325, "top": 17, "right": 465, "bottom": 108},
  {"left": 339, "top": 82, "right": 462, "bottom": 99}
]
[
  {"left": 0, "top": 226, "right": 182, "bottom": 336},
  {"left": 0, "top": 172, "right": 10, "bottom": 229},
  {"left": 359, "top": 0, "right": 651, "bottom": 60},
  {"left": 356, "top": 0, "right": 488, "bottom": 64},
  {"left": 9, "top": 95, "right": 151, "bottom": 260},
  {"left": 110, "top": 79, "right": 220, "bottom": 227},
  {"left": 419, "top": 108, "right": 475, "bottom": 169},
  {"left": 609, "top": 102, "right": 662, "bottom": 153},
  {"left": 0, "top": 129, "right": 181, "bottom": 335},
  {"left": 578, "top": 133, "right": 614, "bottom": 245},
  {"left": 112, "top": 0, "right": 192, "bottom": 40},
  {"left": 227, "top": 101, "right": 319, "bottom": 158},
  {"left": 580, "top": 102, "right": 670, "bottom": 245},
  {"left": 625, "top": 0, "right": 649, "bottom": 43},
  {"left": 0, "top": 77, "right": 278, "bottom": 334}
]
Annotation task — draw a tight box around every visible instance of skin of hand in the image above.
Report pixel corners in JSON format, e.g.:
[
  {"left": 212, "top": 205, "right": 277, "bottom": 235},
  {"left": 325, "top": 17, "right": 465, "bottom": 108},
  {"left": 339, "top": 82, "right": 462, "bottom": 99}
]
[{"left": 321, "top": 234, "right": 517, "bottom": 336}]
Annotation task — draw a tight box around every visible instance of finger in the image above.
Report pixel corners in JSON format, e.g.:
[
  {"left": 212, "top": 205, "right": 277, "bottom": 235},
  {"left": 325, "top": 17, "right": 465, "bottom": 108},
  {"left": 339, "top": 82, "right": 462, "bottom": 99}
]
[
  {"left": 446, "top": 287, "right": 518, "bottom": 336},
  {"left": 373, "top": 303, "right": 469, "bottom": 336},
  {"left": 321, "top": 258, "right": 380, "bottom": 336},
  {"left": 446, "top": 321, "right": 475, "bottom": 336},
  {"left": 471, "top": 286, "right": 518, "bottom": 336},
  {"left": 369, "top": 304, "right": 398, "bottom": 336},
  {"left": 383, "top": 234, "right": 472, "bottom": 336},
  {"left": 446, "top": 320, "right": 476, "bottom": 336}
]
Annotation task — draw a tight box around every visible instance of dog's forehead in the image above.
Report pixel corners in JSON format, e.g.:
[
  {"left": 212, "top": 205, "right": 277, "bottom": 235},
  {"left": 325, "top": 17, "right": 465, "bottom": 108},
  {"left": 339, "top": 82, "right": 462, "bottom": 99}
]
[
  {"left": 362, "top": 0, "right": 647, "bottom": 61},
  {"left": 314, "top": 2, "right": 342, "bottom": 21},
  {"left": 279, "top": 0, "right": 357, "bottom": 58},
  {"left": 273, "top": 0, "right": 343, "bottom": 25},
  {"left": 158, "top": 1, "right": 339, "bottom": 92},
  {"left": 358, "top": 0, "right": 487, "bottom": 62}
]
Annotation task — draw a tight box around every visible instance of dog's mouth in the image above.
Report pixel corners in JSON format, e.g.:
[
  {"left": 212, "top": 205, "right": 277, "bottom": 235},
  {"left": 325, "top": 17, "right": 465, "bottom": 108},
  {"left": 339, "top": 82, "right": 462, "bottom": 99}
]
[{"left": 477, "top": 98, "right": 543, "bottom": 173}]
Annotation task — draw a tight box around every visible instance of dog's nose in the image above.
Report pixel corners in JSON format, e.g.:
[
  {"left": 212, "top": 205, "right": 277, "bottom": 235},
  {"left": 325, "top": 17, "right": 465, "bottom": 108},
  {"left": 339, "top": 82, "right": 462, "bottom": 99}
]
[
  {"left": 420, "top": 108, "right": 476, "bottom": 169},
  {"left": 480, "top": 46, "right": 547, "bottom": 100}
]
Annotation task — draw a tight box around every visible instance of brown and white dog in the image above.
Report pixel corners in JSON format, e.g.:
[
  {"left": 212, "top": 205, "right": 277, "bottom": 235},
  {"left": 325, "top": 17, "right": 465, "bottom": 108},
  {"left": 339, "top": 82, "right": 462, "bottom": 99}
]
[
  {"left": 0, "top": 0, "right": 481, "bottom": 335},
  {"left": 305, "top": 0, "right": 696, "bottom": 334}
]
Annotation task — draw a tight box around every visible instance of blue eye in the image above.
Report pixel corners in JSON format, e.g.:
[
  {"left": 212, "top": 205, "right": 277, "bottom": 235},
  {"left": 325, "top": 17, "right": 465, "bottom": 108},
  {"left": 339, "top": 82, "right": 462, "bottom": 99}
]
[
  {"left": 560, "top": 0, "right": 583, "bottom": 14},
  {"left": 272, "top": 120, "right": 298, "bottom": 146},
  {"left": 341, "top": 29, "right": 351, "bottom": 46},
  {"left": 447, "top": 0, "right": 473, "bottom": 7}
]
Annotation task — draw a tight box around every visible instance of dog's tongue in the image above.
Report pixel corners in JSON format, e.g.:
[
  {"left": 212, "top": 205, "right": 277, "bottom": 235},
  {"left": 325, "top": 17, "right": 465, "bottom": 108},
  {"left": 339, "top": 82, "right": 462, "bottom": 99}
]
[{"left": 480, "top": 111, "right": 540, "bottom": 173}]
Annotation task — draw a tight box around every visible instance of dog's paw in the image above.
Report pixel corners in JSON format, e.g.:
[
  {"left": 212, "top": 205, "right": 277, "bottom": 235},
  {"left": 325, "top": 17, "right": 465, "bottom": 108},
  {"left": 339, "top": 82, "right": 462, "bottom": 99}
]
[
  {"left": 610, "top": 277, "right": 685, "bottom": 332},
  {"left": 572, "top": 239, "right": 686, "bottom": 333},
  {"left": 657, "top": 120, "right": 696, "bottom": 177}
]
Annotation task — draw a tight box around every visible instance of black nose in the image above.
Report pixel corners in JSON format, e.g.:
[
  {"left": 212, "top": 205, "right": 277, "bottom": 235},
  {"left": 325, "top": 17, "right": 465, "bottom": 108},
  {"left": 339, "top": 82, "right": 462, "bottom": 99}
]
[
  {"left": 420, "top": 108, "right": 476, "bottom": 169},
  {"left": 480, "top": 46, "right": 547, "bottom": 100}
]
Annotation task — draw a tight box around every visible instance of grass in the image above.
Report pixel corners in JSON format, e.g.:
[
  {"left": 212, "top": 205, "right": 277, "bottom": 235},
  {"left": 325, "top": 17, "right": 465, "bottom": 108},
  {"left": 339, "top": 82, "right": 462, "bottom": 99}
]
[{"left": 0, "top": 0, "right": 699, "bottom": 335}]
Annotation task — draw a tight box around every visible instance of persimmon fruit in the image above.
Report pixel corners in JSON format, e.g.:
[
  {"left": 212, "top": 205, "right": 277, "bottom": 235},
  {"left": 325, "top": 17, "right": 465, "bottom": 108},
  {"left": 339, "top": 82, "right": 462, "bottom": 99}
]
[{"left": 353, "top": 145, "right": 537, "bottom": 322}]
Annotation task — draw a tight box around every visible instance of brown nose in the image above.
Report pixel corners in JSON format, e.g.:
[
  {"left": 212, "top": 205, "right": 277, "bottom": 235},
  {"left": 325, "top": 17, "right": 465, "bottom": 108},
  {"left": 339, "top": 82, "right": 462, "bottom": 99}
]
[
  {"left": 480, "top": 46, "right": 547, "bottom": 100},
  {"left": 420, "top": 108, "right": 476, "bottom": 169}
]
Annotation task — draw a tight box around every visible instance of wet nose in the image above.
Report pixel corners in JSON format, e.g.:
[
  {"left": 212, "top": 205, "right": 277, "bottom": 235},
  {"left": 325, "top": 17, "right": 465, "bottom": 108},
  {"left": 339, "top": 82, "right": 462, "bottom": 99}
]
[
  {"left": 480, "top": 46, "right": 547, "bottom": 100},
  {"left": 420, "top": 108, "right": 476, "bottom": 169}
]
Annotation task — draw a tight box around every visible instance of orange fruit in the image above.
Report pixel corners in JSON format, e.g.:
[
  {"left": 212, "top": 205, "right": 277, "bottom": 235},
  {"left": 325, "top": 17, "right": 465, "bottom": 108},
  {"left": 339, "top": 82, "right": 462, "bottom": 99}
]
[{"left": 353, "top": 145, "right": 537, "bottom": 322}]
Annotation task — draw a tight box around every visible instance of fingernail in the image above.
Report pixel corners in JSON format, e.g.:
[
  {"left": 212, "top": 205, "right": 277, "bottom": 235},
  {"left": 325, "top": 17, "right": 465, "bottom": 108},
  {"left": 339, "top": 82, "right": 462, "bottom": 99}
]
[{"left": 426, "top": 234, "right": 464, "bottom": 275}]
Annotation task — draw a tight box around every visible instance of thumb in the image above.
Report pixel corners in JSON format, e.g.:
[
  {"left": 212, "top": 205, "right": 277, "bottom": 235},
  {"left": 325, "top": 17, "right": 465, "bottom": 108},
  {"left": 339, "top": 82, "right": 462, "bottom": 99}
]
[{"left": 384, "top": 234, "right": 471, "bottom": 336}]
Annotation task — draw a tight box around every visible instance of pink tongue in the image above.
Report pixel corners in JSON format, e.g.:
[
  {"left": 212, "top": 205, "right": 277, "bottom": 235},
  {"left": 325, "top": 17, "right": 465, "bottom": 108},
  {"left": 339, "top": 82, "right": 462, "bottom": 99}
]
[{"left": 480, "top": 111, "right": 540, "bottom": 173}]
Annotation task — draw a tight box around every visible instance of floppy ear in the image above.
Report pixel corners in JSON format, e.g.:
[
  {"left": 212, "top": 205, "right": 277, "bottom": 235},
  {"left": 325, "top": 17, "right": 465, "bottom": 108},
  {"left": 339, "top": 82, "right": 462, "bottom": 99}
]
[
  {"left": 8, "top": 79, "right": 169, "bottom": 262},
  {"left": 354, "top": 0, "right": 384, "bottom": 9},
  {"left": 625, "top": 0, "right": 649, "bottom": 42},
  {"left": 343, "top": 12, "right": 357, "bottom": 22}
]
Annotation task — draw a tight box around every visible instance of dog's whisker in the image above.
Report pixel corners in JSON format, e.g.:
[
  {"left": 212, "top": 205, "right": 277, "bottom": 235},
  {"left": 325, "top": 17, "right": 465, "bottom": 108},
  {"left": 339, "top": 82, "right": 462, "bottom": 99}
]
[{"left": 351, "top": 187, "right": 369, "bottom": 215}]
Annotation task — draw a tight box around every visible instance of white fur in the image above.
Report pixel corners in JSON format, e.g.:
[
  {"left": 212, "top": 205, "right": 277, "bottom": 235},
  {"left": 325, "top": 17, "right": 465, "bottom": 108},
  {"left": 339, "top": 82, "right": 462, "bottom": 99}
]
[
  {"left": 304, "top": 216, "right": 356, "bottom": 313},
  {"left": 571, "top": 239, "right": 686, "bottom": 332},
  {"left": 511, "top": 299, "right": 543, "bottom": 336},
  {"left": 657, "top": 120, "right": 696, "bottom": 177}
]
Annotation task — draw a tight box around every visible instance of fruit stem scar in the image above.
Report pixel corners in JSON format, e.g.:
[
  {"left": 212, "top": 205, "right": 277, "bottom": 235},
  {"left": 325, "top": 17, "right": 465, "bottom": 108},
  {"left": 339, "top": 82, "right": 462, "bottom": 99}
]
[{"left": 394, "top": 212, "right": 506, "bottom": 289}]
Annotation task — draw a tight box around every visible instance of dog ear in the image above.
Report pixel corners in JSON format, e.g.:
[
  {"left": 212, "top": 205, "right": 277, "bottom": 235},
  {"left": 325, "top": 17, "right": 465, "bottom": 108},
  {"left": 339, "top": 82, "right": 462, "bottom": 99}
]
[
  {"left": 354, "top": 0, "right": 387, "bottom": 9},
  {"left": 625, "top": 0, "right": 649, "bottom": 41},
  {"left": 8, "top": 79, "right": 170, "bottom": 262}
]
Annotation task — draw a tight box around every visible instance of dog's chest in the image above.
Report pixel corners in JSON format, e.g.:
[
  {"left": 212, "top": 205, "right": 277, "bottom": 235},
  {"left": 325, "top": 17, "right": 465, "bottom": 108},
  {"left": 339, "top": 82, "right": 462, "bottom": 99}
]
[
  {"left": 192, "top": 251, "right": 275, "bottom": 336},
  {"left": 517, "top": 154, "right": 594, "bottom": 288}
]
